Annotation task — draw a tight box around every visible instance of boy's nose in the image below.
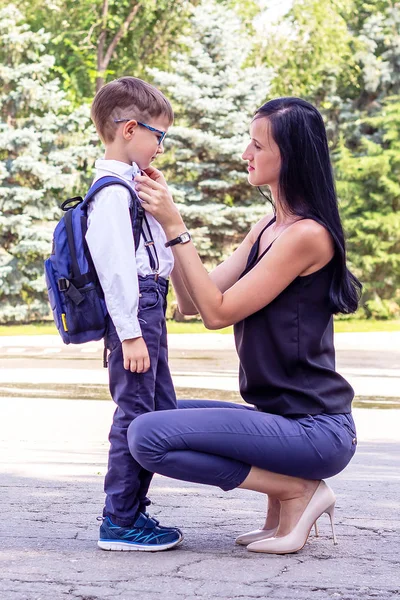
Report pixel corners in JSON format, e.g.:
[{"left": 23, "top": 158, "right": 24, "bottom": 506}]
[{"left": 157, "top": 143, "right": 164, "bottom": 155}]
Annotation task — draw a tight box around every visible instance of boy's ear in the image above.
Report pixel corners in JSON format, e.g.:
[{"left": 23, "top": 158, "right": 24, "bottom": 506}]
[{"left": 122, "top": 120, "right": 138, "bottom": 140}]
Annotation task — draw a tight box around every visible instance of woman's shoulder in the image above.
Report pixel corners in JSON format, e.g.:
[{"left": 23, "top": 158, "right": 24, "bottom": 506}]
[
  {"left": 279, "top": 218, "right": 335, "bottom": 266},
  {"left": 290, "top": 218, "right": 333, "bottom": 246}
]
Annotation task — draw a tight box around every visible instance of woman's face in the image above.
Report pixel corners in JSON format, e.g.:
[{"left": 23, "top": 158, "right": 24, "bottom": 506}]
[{"left": 242, "top": 117, "right": 281, "bottom": 188}]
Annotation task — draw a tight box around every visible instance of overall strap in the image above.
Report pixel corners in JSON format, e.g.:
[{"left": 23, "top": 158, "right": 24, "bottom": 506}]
[{"left": 140, "top": 212, "right": 160, "bottom": 277}]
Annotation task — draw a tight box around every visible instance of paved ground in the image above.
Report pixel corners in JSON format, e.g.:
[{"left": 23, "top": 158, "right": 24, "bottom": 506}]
[{"left": 1, "top": 332, "right": 399, "bottom": 600}]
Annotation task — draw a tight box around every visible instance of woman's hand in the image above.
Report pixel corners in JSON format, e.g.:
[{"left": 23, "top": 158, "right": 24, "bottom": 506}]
[
  {"left": 142, "top": 165, "right": 168, "bottom": 188},
  {"left": 134, "top": 174, "right": 185, "bottom": 236}
]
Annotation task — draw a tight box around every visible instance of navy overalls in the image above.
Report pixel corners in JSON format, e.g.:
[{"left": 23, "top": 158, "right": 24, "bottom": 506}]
[{"left": 103, "top": 217, "right": 176, "bottom": 526}]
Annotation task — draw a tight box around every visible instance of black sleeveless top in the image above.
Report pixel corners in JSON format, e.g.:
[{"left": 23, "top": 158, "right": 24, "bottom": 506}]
[{"left": 233, "top": 217, "right": 354, "bottom": 417}]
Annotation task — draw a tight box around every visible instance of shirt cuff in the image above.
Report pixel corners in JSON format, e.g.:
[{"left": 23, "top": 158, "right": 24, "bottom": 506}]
[{"left": 115, "top": 318, "right": 142, "bottom": 343}]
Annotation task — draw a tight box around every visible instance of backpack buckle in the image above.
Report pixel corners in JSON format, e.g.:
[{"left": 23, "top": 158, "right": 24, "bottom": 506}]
[{"left": 58, "top": 278, "right": 69, "bottom": 292}]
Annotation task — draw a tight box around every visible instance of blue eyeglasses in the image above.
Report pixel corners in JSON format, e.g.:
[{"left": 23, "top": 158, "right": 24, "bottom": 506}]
[{"left": 113, "top": 119, "right": 167, "bottom": 145}]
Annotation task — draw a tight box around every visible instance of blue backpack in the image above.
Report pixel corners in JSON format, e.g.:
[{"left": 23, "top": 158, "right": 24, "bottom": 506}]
[{"left": 44, "top": 176, "right": 143, "bottom": 344}]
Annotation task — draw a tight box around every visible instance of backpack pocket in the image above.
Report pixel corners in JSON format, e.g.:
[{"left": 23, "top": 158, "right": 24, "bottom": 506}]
[
  {"left": 62, "top": 284, "right": 106, "bottom": 340},
  {"left": 44, "top": 258, "right": 70, "bottom": 344},
  {"left": 44, "top": 259, "right": 106, "bottom": 343}
]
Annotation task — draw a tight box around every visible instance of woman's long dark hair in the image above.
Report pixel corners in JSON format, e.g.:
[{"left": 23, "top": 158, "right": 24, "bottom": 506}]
[{"left": 255, "top": 97, "right": 361, "bottom": 314}]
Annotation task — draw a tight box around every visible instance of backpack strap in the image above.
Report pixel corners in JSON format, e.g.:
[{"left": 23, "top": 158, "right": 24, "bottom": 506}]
[
  {"left": 62, "top": 209, "right": 86, "bottom": 305},
  {"left": 83, "top": 176, "right": 143, "bottom": 251}
]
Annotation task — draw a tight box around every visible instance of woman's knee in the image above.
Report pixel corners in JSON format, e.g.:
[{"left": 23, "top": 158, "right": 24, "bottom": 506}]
[{"left": 127, "top": 412, "right": 161, "bottom": 469}]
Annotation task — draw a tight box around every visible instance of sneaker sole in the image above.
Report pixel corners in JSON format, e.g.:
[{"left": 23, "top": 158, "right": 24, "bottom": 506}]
[{"left": 97, "top": 535, "right": 183, "bottom": 552}]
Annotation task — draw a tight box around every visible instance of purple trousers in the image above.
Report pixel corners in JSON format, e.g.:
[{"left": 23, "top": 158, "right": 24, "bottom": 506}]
[
  {"left": 103, "top": 275, "right": 176, "bottom": 526},
  {"left": 128, "top": 399, "right": 357, "bottom": 490}
]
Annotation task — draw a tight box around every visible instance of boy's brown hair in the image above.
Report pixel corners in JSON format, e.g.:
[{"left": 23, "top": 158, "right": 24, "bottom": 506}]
[{"left": 91, "top": 76, "right": 174, "bottom": 144}]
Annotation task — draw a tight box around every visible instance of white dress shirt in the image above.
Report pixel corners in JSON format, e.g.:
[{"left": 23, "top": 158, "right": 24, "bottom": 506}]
[{"left": 85, "top": 159, "right": 174, "bottom": 342}]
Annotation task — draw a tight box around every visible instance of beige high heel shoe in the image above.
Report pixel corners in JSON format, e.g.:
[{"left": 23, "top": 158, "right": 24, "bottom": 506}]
[
  {"left": 236, "top": 521, "right": 319, "bottom": 546},
  {"left": 247, "top": 480, "right": 337, "bottom": 554},
  {"left": 235, "top": 527, "right": 277, "bottom": 546}
]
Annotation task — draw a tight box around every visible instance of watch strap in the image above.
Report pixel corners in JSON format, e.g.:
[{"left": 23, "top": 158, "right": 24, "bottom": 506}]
[{"left": 165, "top": 231, "right": 191, "bottom": 248}]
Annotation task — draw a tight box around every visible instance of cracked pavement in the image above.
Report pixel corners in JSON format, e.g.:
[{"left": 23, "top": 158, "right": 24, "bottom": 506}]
[
  {"left": 1, "top": 397, "right": 399, "bottom": 600},
  {"left": 0, "top": 332, "right": 399, "bottom": 600}
]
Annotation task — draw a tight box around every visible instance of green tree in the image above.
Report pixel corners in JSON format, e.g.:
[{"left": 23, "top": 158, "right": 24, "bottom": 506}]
[
  {"left": 336, "top": 97, "right": 400, "bottom": 318},
  {"left": 150, "top": 0, "right": 273, "bottom": 265},
  {"left": 260, "top": 0, "right": 359, "bottom": 102},
  {"left": 258, "top": 0, "right": 400, "bottom": 316},
  {"left": 15, "top": 0, "right": 199, "bottom": 101},
  {"left": 334, "top": 3, "right": 400, "bottom": 317},
  {"left": 16, "top": 0, "right": 262, "bottom": 101},
  {"left": 0, "top": 5, "right": 98, "bottom": 322}
]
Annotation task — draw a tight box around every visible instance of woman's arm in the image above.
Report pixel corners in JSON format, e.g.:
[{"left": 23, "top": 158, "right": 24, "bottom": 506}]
[
  {"left": 164, "top": 220, "right": 332, "bottom": 329},
  {"left": 134, "top": 174, "right": 333, "bottom": 329},
  {"left": 170, "top": 264, "right": 199, "bottom": 316},
  {"left": 171, "top": 215, "right": 274, "bottom": 315},
  {"left": 136, "top": 166, "right": 273, "bottom": 314}
]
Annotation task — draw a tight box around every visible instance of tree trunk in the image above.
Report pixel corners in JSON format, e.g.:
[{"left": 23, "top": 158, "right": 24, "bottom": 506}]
[
  {"left": 96, "top": 71, "right": 106, "bottom": 93},
  {"left": 96, "top": 1, "right": 141, "bottom": 92}
]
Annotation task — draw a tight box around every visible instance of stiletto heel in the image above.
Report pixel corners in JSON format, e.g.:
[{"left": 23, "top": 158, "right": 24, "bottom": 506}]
[
  {"left": 325, "top": 502, "right": 338, "bottom": 545},
  {"left": 247, "top": 481, "right": 337, "bottom": 555},
  {"left": 314, "top": 521, "right": 319, "bottom": 537}
]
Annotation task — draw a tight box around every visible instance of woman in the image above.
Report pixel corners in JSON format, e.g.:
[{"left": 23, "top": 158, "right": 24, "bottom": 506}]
[{"left": 130, "top": 97, "right": 361, "bottom": 554}]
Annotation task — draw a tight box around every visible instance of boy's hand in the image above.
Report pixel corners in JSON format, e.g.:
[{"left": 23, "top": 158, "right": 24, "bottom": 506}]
[{"left": 122, "top": 337, "right": 150, "bottom": 373}]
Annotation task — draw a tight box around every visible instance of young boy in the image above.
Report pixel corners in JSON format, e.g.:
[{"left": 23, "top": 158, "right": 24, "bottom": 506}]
[{"left": 87, "top": 76, "right": 182, "bottom": 551}]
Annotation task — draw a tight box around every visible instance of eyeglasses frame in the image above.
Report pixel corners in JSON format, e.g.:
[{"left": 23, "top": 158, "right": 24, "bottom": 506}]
[{"left": 113, "top": 118, "right": 167, "bottom": 145}]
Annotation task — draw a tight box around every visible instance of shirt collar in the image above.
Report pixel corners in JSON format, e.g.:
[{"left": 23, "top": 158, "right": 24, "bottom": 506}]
[{"left": 95, "top": 159, "right": 141, "bottom": 182}]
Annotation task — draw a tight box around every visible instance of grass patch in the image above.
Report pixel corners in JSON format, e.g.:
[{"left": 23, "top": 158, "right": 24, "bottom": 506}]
[
  {"left": 0, "top": 322, "right": 58, "bottom": 336},
  {"left": 166, "top": 321, "right": 233, "bottom": 334},
  {"left": 0, "top": 319, "right": 399, "bottom": 336},
  {"left": 333, "top": 319, "right": 400, "bottom": 333}
]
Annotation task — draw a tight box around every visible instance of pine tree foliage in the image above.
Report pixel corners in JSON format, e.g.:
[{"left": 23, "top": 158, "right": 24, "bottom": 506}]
[
  {"left": 336, "top": 95, "right": 400, "bottom": 318},
  {"left": 334, "top": 4, "right": 400, "bottom": 318},
  {"left": 0, "top": 5, "right": 98, "bottom": 322},
  {"left": 150, "top": 0, "right": 273, "bottom": 264}
]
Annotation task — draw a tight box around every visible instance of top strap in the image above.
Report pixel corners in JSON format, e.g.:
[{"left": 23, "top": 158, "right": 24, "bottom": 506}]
[{"left": 256, "top": 215, "right": 276, "bottom": 243}]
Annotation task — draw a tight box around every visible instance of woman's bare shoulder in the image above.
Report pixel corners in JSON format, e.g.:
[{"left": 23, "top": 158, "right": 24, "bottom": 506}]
[
  {"left": 282, "top": 218, "right": 335, "bottom": 262},
  {"left": 291, "top": 218, "right": 333, "bottom": 244}
]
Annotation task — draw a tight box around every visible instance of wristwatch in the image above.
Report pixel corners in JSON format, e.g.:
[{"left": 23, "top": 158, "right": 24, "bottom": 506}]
[{"left": 165, "top": 231, "right": 191, "bottom": 248}]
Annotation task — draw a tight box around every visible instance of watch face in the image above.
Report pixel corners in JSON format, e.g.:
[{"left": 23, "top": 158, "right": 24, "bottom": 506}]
[{"left": 180, "top": 232, "right": 191, "bottom": 243}]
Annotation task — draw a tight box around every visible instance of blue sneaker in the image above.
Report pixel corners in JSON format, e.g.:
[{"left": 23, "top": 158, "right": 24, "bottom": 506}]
[{"left": 98, "top": 513, "right": 183, "bottom": 552}]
